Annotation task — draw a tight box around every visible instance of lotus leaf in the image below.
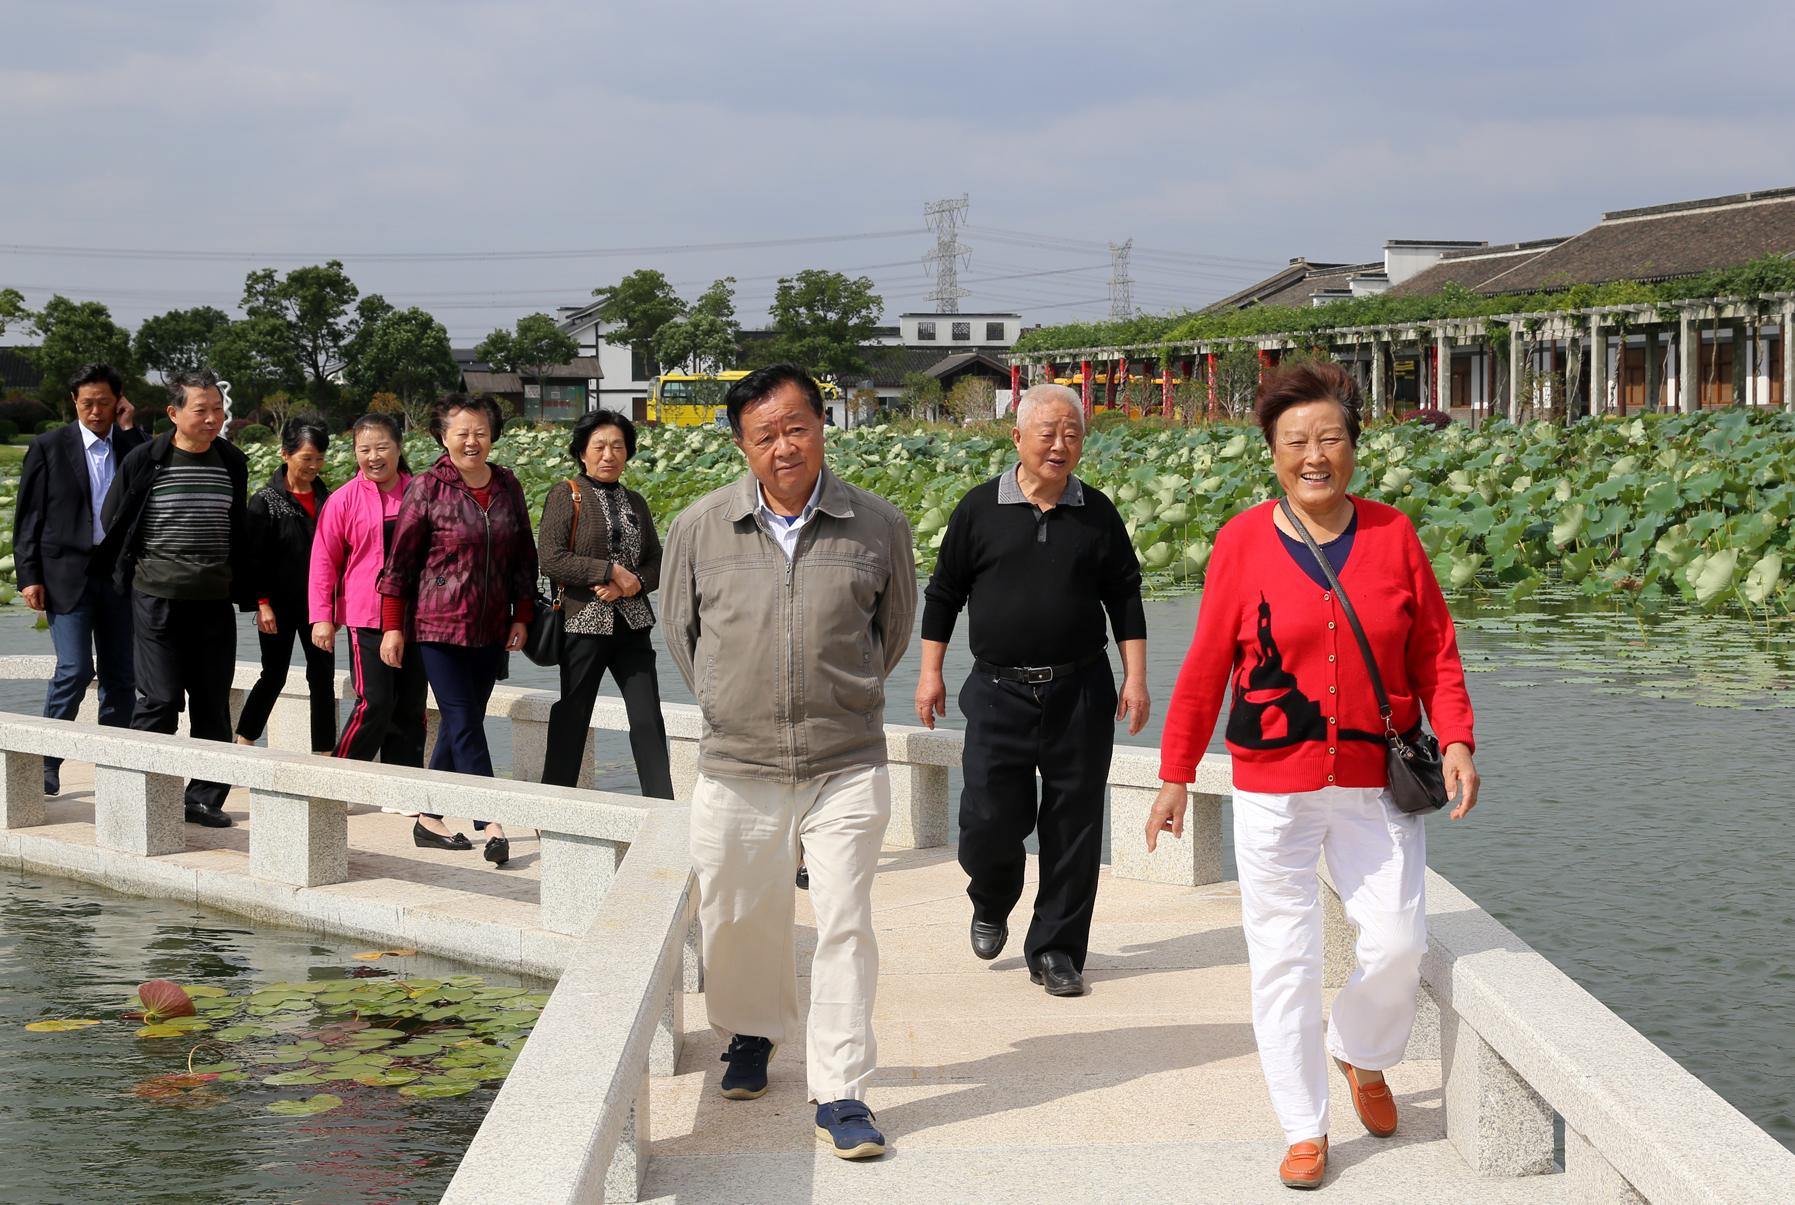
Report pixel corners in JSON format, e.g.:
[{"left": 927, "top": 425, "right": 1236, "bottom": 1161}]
[
  {"left": 398, "top": 1083, "right": 476, "bottom": 1098},
  {"left": 267, "top": 1094, "right": 344, "bottom": 1115},
  {"left": 263, "top": 1071, "right": 327, "bottom": 1086},
  {"left": 136, "top": 1024, "right": 186, "bottom": 1038},
  {"left": 1694, "top": 548, "right": 1742, "bottom": 605},
  {"left": 25, "top": 1018, "right": 103, "bottom": 1031},
  {"left": 354, "top": 1070, "right": 420, "bottom": 1086}
]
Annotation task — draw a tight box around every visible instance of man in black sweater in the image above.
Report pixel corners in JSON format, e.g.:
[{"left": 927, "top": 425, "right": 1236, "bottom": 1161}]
[
  {"left": 90, "top": 367, "right": 255, "bottom": 827},
  {"left": 14, "top": 362, "right": 148, "bottom": 795},
  {"left": 915, "top": 383, "right": 1150, "bottom": 997}
]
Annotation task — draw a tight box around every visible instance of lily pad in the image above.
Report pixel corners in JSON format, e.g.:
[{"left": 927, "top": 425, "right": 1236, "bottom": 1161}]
[
  {"left": 262, "top": 1071, "right": 327, "bottom": 1086},
  {"left": 358, "top": 1028, "right": 407, "bottom": 1039},
  {"left": 183, "top": 985, "right": 230, "bottom": 998},
  {"left": 190, "top": 1062, "right": 240, "bottom": 1074},
  {"left": 24, "top": 1019, "right": 103, "bottom": 1032},
  {"left": 213, "top": 1025, "right": 276, "bottom": 1042},
  {"left": 354, "top": 1070, "right": 420, "bottom": 1086},
  {"left": 267, "top": 1093, "right": 344, "bottom": 1115},
  {"left": 387, "top": 1042, "right": 444, "bottom": 1056},
  {"left": 136, "top": 1024, "right": 186, "bottom": 1038},
  {"left": 397, "top": 1082, "right": 476, "bottom": 1098}
]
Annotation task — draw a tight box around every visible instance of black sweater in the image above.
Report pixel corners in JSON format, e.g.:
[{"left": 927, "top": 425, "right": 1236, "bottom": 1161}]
[{"left": 921, "top": 472, "right": 1147, "bottom": 667}]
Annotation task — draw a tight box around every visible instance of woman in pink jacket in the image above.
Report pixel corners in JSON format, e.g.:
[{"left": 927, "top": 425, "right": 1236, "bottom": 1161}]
[{"left": 309, "top": 415, "right": 438, "bottom": 826}]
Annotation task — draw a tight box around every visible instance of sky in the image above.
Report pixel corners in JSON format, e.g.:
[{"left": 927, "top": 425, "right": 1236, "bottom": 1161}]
[{"left": 4, "top": 0, "right": 1795, "bottom": 346}]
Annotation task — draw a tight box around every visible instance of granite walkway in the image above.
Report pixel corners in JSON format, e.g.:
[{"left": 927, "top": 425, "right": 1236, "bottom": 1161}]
[{"left": 644, "top": 847, "right": 1565, "bottom": 1204}]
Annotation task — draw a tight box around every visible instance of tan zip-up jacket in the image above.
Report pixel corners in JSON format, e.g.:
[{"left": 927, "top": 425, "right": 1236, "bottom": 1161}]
[{"left": 662, "top": 466, "right": 916, "bottom": 783}]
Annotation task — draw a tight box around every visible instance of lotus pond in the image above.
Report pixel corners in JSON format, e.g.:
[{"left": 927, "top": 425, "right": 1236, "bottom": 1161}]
[{"left": 2, "top": 871, "right": 549, "bottom": 1204}]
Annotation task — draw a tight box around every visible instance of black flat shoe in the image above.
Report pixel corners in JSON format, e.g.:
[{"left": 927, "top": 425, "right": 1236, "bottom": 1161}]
[
  {"left": 413, "top": 821, "right": 472, "bottom": 850},
  {"left": 795, "top": 864, "right": 809, "bottom": 890},
  {"left": 184, "top": 806, "right": 233, "bottom": 828},
  {"left": 970, "top": 918, "right": 1008, "bottom": 961},
  {"left": 43, "top": 765, "right": 59, "bottom": 797},
  {"left": 483, "top": 837, "right": 510, "bottom": 866},
  {"left": 1028, "top": 951, "right": 1086, "bottom": 997}
]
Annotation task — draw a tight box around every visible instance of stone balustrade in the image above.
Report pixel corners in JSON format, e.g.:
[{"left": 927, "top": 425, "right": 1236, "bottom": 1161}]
[{"left": 2, "top": 655, "right": 1788, "bottom": 1202}]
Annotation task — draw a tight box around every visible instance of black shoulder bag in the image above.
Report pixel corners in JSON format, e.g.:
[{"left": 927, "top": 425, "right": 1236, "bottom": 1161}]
[
  {"left": 522, "top": 478, "right": 580, "bottom": 668},
  {"left": 1279, "top": 499, "right": 1448, "bottom": 815}
]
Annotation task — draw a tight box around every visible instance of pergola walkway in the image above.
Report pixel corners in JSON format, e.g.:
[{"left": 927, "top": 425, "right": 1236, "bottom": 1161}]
[{"left": 645, "top": 847, "right": 1563, "bottom": 1204}]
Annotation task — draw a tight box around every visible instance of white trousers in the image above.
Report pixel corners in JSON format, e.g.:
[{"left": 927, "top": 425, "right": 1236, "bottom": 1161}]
[
  {"left": 1234, "top": 785, "right": 1427, "bottom": 1143},
  {"left": 690, "top": 764, "right": 889, "bottom": 1103}
]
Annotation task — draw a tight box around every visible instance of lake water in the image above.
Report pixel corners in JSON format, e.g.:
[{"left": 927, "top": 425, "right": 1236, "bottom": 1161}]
[
  {"left": 0, "top": 870, "right": 546, "bottom": 1205},
  {"left": 0, "top": 580, "right": 1788, "bottom": 1151}
]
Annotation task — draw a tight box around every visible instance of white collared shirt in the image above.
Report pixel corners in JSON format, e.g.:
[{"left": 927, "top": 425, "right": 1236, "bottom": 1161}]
[
  {"left": 755, "top": 474, "right": 824, "bottom": 561},
  {"left": 78, "top": 422, "right": 117, "bottom": 543}
]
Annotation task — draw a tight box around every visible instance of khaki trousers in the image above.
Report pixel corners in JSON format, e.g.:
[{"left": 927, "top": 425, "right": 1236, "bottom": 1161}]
[{"left": 691, "top": 764, "right": 889, "bottom": 1103}]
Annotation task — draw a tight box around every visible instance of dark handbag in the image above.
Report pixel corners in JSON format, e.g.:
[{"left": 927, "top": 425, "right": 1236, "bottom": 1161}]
[
  {"left": 1279, "top": 499, "right": 1449, "bottom": 815},
  {"left": 522, "top": 478, "right": 582, "bottom": 668}
]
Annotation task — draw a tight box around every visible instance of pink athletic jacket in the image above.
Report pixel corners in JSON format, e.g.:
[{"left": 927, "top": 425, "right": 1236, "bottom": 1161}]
[{"left": 309, "top": 471, "right": 412, "bottom": 632}]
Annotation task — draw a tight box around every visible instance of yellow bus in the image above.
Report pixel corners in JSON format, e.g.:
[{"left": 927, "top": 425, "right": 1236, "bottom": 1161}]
[{"left": 650, "top": 371, "right": 841, "bottom": 427}]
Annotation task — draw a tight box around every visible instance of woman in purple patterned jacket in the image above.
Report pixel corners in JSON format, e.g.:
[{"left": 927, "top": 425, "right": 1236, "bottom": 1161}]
[{"left": 377, "top": 394, "right": 538, "bottom": 866}]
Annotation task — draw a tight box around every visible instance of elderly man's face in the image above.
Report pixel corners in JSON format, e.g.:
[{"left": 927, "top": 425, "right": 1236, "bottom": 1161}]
[
  {"left": 1011, "top": 399, "right": 1084, "bottom": 485},
  {"left": 736, "top": 381, "right": 825, "bottom": 507}
]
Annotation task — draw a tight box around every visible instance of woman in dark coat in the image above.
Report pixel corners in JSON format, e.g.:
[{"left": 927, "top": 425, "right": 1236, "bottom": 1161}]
[
  {"left": 378, "top": 394, "right": 537, "bottom": 865},
  {"left": 537, "top": 409, "right": 671, "bottom": 797},
  {"left": 236, "top": 414, "right": 336, "bottom": 753}
]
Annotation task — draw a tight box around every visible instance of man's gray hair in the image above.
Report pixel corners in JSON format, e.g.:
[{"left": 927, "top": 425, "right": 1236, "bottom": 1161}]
[
  {"left": 1013, "top": 383, "right": 1084, "bottom": 431},
  {"left": 166, "top": 366, "right": 221, "bottom": 410}
]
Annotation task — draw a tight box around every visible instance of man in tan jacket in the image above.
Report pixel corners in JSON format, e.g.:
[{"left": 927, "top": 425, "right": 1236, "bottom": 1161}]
[{"left": 662, "top": 363, "right": 915, "bottom": 1161}]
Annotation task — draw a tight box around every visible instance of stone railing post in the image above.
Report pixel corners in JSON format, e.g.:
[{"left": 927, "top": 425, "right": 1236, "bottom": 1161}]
[
  {"left": 511, "top": 716, "right": 548, "bottom": 784},
  {"left": 1441, "top": 1005, "right": 1556, "bottom": 1176},
  {"left": 263, "top": 672, "right": 315, "bottom": 752},
  {"left": 667, "top": 736, "right": 699, "bottom": 802},
  {"left": 248, "top": 789, "right": 348, "bottom": 887},
  {"left": 0, "top": 749, "right": 44, "bottom": 828},
  {"left": 1109, "top": 783, "right": 1224, "bottom": 887},
  {"left": 93, "top": 765, "right": 186, "bottom": 856},
  {"left": 1564, "top": 1125, "right": 1647, "bottom": 1203},
  {"left": 886, "top": 761, "right": 949, "bottom": 848},
  {"left": 651, "top": 892, "right": 695, "bottom": 1078},
  {"left": 603, "top": 1070, "right": 651, "bottom": 1203},
  {"left": 537, "top": 831, "right": 625, "bottom": 936}
]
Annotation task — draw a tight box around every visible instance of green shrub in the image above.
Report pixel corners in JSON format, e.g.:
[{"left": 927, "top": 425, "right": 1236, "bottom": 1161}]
[
  {"left": 0, "top": 398, "right": 53, "bottom": 429},
  {"left": 35, "top": 420, "right": 62, "bottom": 435},
  {"left": 0, "top": 419, "right": 20, "bottom": 441},
  {"left": 235, "top": 423, "right": 275, "bottom": 445}
]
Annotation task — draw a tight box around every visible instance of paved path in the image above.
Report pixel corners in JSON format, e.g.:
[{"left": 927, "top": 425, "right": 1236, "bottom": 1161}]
[
  {"left": 37, "top": 763, "right": 1563, "bottom": 1200},
  {"left": 645, "top": 847, "right": 1565, "bottom": 1204}
]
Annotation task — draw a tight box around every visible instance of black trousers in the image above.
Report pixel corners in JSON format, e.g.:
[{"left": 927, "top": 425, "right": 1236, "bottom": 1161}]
[
  {"left": 957, "top": 659, "right": 1116, "bottom": 973},
  {"left": 335, "top": 627, "right": 427, "bottom": 767},
  {"left": 542, "top": 626, "right": 673, "bottom": 798},
  {"left": 236, "top": 605, "right": 338, "bottom": 751},
  {"left": 129, "top": 591, "right": 237, "bottom": 812}
]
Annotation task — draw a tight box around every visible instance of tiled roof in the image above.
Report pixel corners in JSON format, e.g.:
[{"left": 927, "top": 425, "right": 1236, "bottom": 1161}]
[
  {"left": 1469, "top": 188, "right": 1795, "bottom": 294},
  {"left": 922, "top": 351, "right": 1011, "bottom": 380},
  {"left": 0, "top": 348, "right": 42, "bottom": 392},
  {"left": 1200, "top": 261, "right": 1380, "bottom": 312},
  {"left": 1386, "top": 239, "right": 1571, "bottom": 296}
]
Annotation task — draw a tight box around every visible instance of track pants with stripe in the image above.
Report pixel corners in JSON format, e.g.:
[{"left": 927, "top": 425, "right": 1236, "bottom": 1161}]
[{"left": 335, "top": 626, "right": 427, "bottom": 767}]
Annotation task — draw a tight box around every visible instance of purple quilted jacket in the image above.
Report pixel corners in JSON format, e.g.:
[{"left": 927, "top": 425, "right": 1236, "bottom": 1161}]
[{"left": 377, "top": 455, "right": 538, "bottom": 647}]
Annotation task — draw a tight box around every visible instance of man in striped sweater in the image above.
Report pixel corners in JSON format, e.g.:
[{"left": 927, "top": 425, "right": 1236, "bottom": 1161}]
[{"left": 91, "top": 367, "right": 255, "bottom": 826}]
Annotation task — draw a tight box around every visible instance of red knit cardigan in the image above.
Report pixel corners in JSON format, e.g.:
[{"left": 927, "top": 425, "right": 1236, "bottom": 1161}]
[{"left": 1158, "top": 498, "right": 1475, "bottom": 793}]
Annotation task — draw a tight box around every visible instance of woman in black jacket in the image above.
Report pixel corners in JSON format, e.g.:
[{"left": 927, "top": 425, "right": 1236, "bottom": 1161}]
[
  {"left": 537, "top": 409, "right": 671, "bottom": 797},
  {"left": 236, "top": 415, "right": 337, "bottom": 752}
]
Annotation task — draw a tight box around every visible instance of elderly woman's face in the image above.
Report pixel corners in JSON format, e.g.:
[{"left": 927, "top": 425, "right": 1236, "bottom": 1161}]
[
  {"left": 1011, "top": 399, "right": 1084, "bottom": 484},
  {"left": 443, "top": 407, "right": 493, "bottom": 474},
  {"left": 581, "top": 425, "right": 629, "bottom": 483},
  {"left": 1272, "top": 400, "right": 1355, "bottom": 515}
]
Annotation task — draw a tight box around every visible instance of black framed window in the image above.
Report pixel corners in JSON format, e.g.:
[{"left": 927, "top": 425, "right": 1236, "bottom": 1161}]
[
  {"left": 916, "top": 321, "right": 936, "bottom": 341},
  {"left": 952, "top": 321, "right": 971, "bottom": 341},
  {"left": 985, "top": 322, "right": 1005, "bottom": 341}
]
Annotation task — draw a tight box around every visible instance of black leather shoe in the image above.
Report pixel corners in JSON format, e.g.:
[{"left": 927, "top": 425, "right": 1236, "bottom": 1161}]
[
  {"left": 414, "top": 821, "right": 472, "bottom": 850},
  {"left": 43, "top": 764, "right": 59, "bottom": 797},
  {"left": 970, "top": 918, "right": 1008, "bottom": 961},
  {"left": 795, "top": 863, "right": 809, "bottom": 890},
  {"left": 184, "top": 806, "right": 233, "bottom": 828},
  {"left": 1028, "top": 951, "right": 1086, "bottom": 997},
  {"left": 483, "top": 837, "right": 510, "bottom": 866}
]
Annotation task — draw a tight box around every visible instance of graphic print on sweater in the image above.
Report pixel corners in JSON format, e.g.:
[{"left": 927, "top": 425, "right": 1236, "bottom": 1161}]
[{"left": 1224, "top": 593, "right": 1328, "bottom": 749}]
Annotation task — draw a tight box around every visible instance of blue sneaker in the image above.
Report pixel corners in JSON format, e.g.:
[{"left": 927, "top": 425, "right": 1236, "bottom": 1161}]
[
  {"left": 815, "top": 1099, "right": 885, "bottom": 1159},
  {"left": 719, "top": 1034, "right": 775, "bottom": 1099}
]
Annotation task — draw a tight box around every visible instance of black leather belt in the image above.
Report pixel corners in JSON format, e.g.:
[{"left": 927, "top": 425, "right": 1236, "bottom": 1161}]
[{"left": 974, "top": 651, "right": 1107, "bottom": 684}]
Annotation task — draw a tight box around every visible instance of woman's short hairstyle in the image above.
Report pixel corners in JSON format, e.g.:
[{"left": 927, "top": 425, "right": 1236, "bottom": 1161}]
[
  {"left": 568, "top": 408, "right": 637, "bottom": 465},
  {"left": 1254, "top": 360, "right": 1362, "bottom": 447},
  {"left": 427, "top": 393, "right": 506, "bottom": 447},
  {"left": 281, "top": 413, "right": 329, "bottom": 456}
]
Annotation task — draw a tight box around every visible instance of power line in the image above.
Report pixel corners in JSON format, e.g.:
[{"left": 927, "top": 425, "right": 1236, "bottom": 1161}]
[{"left": 0, "top": 228, "right": 929, "bottom": 265}]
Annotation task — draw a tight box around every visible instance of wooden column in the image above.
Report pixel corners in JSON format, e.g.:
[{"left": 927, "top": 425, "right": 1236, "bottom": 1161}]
[{"left": 1079, "top": 360, "right": 1093, "bottom": 421}]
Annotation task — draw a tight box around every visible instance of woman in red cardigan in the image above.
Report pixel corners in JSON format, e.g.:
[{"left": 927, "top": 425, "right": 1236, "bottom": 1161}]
[{"left": 1145, "top": 361, "right": 1480, "bottom": 1191}]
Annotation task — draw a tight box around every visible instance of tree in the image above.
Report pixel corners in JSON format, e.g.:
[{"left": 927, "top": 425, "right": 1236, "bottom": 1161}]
[
  {"left": 210, "top": 313, "right": 305, "bottom": 416},
  {"left": 766, "top": 270, "right": 884, "bottom": 387},
  {"left": 475, "top": 313, "right": 578, "bottom": 413},
  {"left": 0, "top": 288, "right": 32, "bottom": 339},
  {"left": 26, "top": 296, "right": 134, "bottom": 415},
  {"left": 653, "top": 276, "right": 740, "bottom": 375},
  {"left": 134, "top": 306, "right": 233, "bottom": 379},
  {"left": 591, "top": 270, "right": 685, "bottom": 371},
  {"left": 240, "top": 260, "right": 364, "bottom": 403},
  {"left": 899, "top": 371, "right": 943, "bottom": 421},
  {"left": 944, "top": 377, "right": 996, "bottom": 424},
  {"left": 345, "top": 306, "right": 461, "bottom": 427}
]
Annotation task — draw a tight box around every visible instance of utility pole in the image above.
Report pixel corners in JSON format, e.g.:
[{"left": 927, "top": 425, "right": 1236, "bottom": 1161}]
[
  {"left": 923, "top": 195, "right": 972, "bottom": 312},
  {"left": 1109, "top": 238, "right": 1134, "bottom": 320}
]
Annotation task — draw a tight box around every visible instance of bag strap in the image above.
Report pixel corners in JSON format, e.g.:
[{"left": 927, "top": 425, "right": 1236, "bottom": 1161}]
[
  {"left": 548, "top": 478, "right": 582, "bottom": 610},
  {"left": 1278, "top": 498, "right": 1399, "bottom": 747}
]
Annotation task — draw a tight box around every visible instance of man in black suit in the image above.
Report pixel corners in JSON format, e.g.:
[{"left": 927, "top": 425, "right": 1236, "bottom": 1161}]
[{"left": 14, "top": 362, "right": 147, "bottom": 794}]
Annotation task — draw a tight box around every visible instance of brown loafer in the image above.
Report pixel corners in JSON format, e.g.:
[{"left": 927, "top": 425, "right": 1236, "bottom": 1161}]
[
  {"left": 1279, "top": 1136, "right": 1327, "bottom": 1189},
  {"left": 1336, "top": 1058, "right": 1398, "bottom": 1137}
]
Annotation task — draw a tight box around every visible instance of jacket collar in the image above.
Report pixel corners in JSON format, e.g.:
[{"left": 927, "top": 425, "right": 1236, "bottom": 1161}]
[
  {"left": 725, "top": 464, "right": 853, "bottom": 523},
  {"left": 429, "top": 452, "right": 513, "bottom": 491},
  {"left": 146, "top": 428, "right": 247, "bottom": 469}
]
